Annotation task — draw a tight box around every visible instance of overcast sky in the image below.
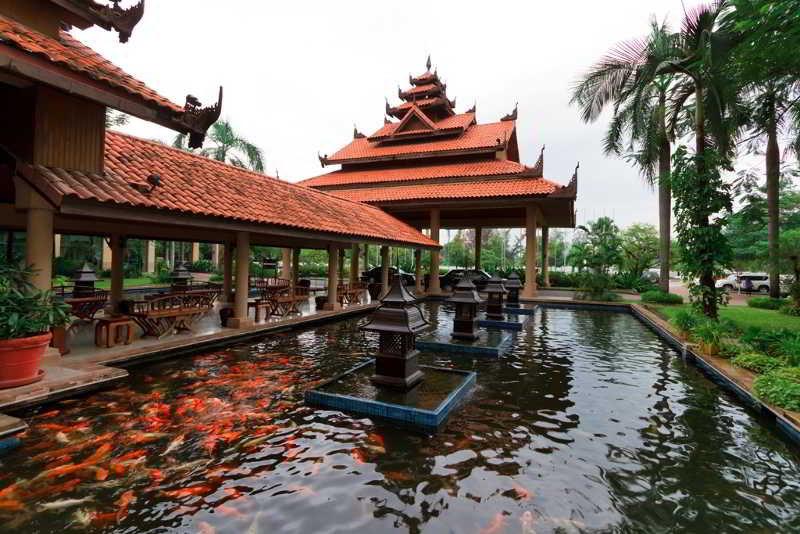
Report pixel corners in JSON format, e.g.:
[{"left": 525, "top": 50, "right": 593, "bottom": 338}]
[{"left": 77, "top": 0, "right": 717, "bottom": 230}]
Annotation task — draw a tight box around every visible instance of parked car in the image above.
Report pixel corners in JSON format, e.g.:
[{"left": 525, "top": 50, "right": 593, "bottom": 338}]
[
  {"left": 361, "top": 266, "right": 415, "bottom": 286},
  {"left": 439, "top": 269, "right": 491, "bottom": 291},
  {"left": 715, "top": 272, "right": 770, "bottom": 293}
]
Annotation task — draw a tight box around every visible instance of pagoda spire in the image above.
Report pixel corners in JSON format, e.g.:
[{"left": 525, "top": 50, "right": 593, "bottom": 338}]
[{"left": 426, "top": 54, "right": 432, "bottom": 71}]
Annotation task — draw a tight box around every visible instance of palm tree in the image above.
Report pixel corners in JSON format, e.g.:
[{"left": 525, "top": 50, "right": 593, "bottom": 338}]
[
  {"left": 173, "top": 119, "right": 265, "bottom": 172},
  {"left": 571, "top": 19, "right": 679, "bottom": 292}
]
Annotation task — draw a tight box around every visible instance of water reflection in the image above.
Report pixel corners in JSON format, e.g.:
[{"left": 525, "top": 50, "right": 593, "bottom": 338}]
[{"left": 0, "top": 306, "right": 798, "bottom": 533}]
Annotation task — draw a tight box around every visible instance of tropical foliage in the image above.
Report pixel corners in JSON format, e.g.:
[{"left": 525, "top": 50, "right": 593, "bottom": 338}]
[
  {"left": 174, "top": 120, "right": 265, "bottom": 172},
  {"left": 0, "top": 263, "right": 70, "bottom": 340}
]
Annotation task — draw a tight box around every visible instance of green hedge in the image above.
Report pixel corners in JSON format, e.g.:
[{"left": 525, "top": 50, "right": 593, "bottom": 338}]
[
  {"left": 747, "top": 297, "right": 787, "bottom": 310},
  {"left": 753, "top": 367, "right": 800, "bottom": 411},
  {"left": 731, "top": 353, "right": 785, "bottom": 374},
  {"left": 641, "top": 290, "right": 684, "bottom": 305}
]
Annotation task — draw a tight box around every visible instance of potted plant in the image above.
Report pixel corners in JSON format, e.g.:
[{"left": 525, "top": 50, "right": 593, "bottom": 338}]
[{"left": 0, "top": 263, "right": 70, "bottom": 388}]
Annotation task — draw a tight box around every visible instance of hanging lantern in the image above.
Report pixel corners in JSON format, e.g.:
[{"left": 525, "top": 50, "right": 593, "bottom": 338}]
[
  {"left": 362, "top": 276, "right": 429, "bottom": 390},
  {"left": 484, "top": 275, "right": 508, "bottom": 320},
  {"left": 72, "top": 262, "right": 99, "bottom": 298},
  {"left": 505, "top": 272, "right": 522, "bottom": 306},
  {"left": 447, "top": 277, "right": 482, "bottom": 340},
  {"left": 170, "top": 261, "right": 193, "bottom": 290}
]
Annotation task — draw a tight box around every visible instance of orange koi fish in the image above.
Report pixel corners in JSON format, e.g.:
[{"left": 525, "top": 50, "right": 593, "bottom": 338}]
[
  {"left": 163, "top": 485, "right": 213, "bottom": 499},
  {"left": 511, "top": 483, "right": 533, "bottom": 501},
  {"left": 480, "top": 512, "right": 507, "bottom": 534},
  {"left": 0, "top": 499, "right": 24, "bottom": 511},
  {"left": 367, "top": 433, "right": 385, "bottom": 448},
  {"left": 116, "top": 490, "right": 135, "bottom": 520},
  {"left": 350, "top": 448, "right": 367, "bottom": 465}
]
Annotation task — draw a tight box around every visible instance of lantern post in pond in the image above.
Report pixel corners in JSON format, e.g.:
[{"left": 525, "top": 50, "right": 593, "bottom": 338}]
[
  {"left": 448, "top": 277, "right": 482, "bottom": 340},
  {"left": 72, "top": 262, "right": 99, "bottom": 297},
  {"left": 484, "top": 275, "right": 508, "bottom": 320},
  {"left": 362, "top": 277, "right": 429, "bottom": 390},
  {"left": 505, "top": 272, "right": 522, "bottom": 306},
  {"left": 170, "top": 262, "right": 193, "bottom": 290}
]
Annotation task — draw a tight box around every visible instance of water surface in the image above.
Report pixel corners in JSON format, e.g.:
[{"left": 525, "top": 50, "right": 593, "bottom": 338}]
[{"left": 1, "top": 304, "right": 799, "bottom": 533}]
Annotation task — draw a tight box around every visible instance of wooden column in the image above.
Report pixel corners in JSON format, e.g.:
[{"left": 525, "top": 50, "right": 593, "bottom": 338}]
[
  {"left": 428, "top": 208, "right": 442, "bottom": 294},
  {"left": 350, "top": 244, "right": 360, "bottom": 284},
  {"left": 101, "top": 238, "right": 112, "bottom": 270},
  {"left": 222, "top": 241, "right": 234, "bottom": 303},
  {"left": 522, "top": 206, "right": 538, "bottom": 299},
  {"left": 280, "top": 248, "right": 292, "bottom": 280},
  {"left": 191, "top": 242, "right": 200, "bottom": 263},
  {"left": 291, "top": 248, "right": 301, "bottom": 286},
  {"left": 414, "top": 249, "right": 423, "bottom": 294},
  {"left": 338, "top": 248, "right": 346, "bottom": 280},
  {"left": 474, "top": 227, "right": 482, "bottom": 270},
  {"left": 54, "top": 234, "right": 62, "bottom": 258},
  {"left": 363, "top": 244, "right": 369, "bottom": 269},
  {"left": 228, "top": 232, "right": 252, "bottom": 328},
  {"left": 541, "top": 226, "right": 550, "bottom": 288},
  {"left": 212, "top": 243, "right": 221, "bottom": 269},
  {"left": 324, "top": 245, "right": 340, "bottom": 311},
  {"left": 25, "top": 204, "right": 54, "bottom": 291},
  {"left": 109, "top": 234, "right": 124, "bottom": 312},
  {"left": 380, "top": 245, "right": 390, "bottom": 298}
]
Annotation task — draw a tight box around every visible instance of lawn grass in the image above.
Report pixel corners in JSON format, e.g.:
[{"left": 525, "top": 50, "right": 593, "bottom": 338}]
[
  {"left": 94, "top": 277, "right": 158, "bottom": 289},
  {"left": 652, "top": 304, "right": 800, "bottom": 333}
]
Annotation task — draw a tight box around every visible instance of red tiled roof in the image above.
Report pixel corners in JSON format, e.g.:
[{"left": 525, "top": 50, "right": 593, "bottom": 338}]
[
  {"left": 325, "top": 120, "right": 514, "bottom": 163},
  {"left": 369, "top": 112, "right": 475, "bottom": 140},
  {"left": 301, "top": 160, "right": 528, "bottom": 187},
  {"left": 400, "top": 83, "right": 440, "bottom": 98},
  {"left": 0, "top": 15, "right": 182, "bottom": 112},
  {"left": 25, "top": 132, "right": 437, "bottom": 247},
  {"left": 389, "top": 97, "right": 441, "bottom": 112},
  {"left": 326, "top": 178, "right": 562, "bottom": 204}
]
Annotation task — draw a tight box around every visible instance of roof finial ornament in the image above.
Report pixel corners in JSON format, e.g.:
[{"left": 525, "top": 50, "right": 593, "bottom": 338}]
[
  {"left": 353, "top": 125, "right": 365, "bottom": 139},
  {"left": 398, "top": 85, "right": 402, "bottom": 99},
  {"left": 426, "top": 54, "right": 432, "bottom": 71},
  {"left": 467, "top": 101, "right": 476, "bottom": 114},
  {"left": 385, "top": 98, "right": 392, "bottom": 116},
  {"left": 573, "top": 161, "right": 580, "bottom": 180},
  {"left": 180, "top": 86, "right": 223, "bottom": 149},
  {"left": 384, "top": 116, "right": 391, "bottom": 125},
  {"left": 501, "top": 102, "right": 518, "bottom": 122},
  {"left": 317, "top": 152, "right": 327, "bottom": 168}
]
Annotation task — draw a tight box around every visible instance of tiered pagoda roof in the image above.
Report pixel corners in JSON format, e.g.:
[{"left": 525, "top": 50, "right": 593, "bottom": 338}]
[{"left": 303, "top": 58, "right": 577, "bottom": 215}]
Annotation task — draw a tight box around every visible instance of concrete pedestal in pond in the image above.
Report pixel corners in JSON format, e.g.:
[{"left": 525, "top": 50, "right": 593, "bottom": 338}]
[
  {"left": 305, "top": 278, "right": 475, "bottom": 432},
  {"left": 477, "top": 275, "right": 533, "bottom": 330}
]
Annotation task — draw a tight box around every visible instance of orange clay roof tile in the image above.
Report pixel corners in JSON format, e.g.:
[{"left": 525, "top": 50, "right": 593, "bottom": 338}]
[
  {"left": 31, "top": 132, "right": 437, "bottom": 247},
  {"left": 0, "top": 15, "right": 182, "bottom": 112}
]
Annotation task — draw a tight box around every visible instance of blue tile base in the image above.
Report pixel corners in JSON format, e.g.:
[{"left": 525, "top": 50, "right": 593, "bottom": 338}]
[
  {"left": 477, "top": 312, "right": 532, "bottom": 331},
  {"left": 416, "top": 331, "right": 514, "bottom": 357},
  {"left": 305, "top": 360, "right": 476, "bottom": 433},
  {"left": 504, "top": 304, "right": 537, "bottom": 315}
]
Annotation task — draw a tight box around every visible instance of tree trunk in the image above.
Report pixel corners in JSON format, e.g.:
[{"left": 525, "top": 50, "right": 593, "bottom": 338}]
[
  {"left": 695, "top": 82, "right": 717, "bottom": 319},
  {"left": 658, "top": 99, "right": 671, "bottom": 293},
  {"left": 766, "top": 99, "right": 781, "bottom": 299}
]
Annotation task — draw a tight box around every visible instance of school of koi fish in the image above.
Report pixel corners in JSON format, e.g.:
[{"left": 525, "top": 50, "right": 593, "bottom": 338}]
[{"left": 0, "top": 306, "right": 798, "bottom": 533}]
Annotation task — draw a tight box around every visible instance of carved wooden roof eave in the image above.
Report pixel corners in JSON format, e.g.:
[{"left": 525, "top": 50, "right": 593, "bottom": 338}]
[
  {"left": 52, "top": 0, "right": 145, "bottom": 43},
  {"left": 549, "top": 163, "right": 578, "bottom": 199},
  {"left": 173, "top": 86, "right": 223, "bottom": 149}
]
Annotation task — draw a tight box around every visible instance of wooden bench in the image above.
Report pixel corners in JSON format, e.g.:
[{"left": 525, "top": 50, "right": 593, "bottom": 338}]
[{"left": 127, "top": 293, "right": 214, "bottom": 338}]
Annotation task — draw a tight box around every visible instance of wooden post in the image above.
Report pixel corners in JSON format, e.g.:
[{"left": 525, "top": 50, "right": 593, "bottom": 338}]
[
  {"left": 414, "top": 248, "right": 423, "bottom": 294},
  {"left": 228, "top": 232, "right": 252, "bottom": 328},
  {"left": 363, "top": 244, "right": 369, "bottom": 269},
  {"left": 54, "top": 234, "right": 62, "bottom": 258},
  {"left": 25, "top": 204, "right": 54, "bottom": 291},
  {"left": 380, "top": 245, "right": 390, "bottom": 298},
  {"left": 191, "top": 242, "right": 200, "bottom": 263},
  {"left": 350, "top": 244, "right": 360, "bottom": 284},
  {"left": 212, "top": 243, "right": 221, "bottom": 269},
  {"left": 338, "top": 248, "right": 346, "bottom": 281},
  {"left": 109, "top": 234, "right": 124, "bottom": 312},
  {"left": 101, "top": 238, "right": 112, "bottom": 271},
  {"left": 541, "top": 226, "right": 550, "bottom": 288},
  {"left": 428, "top": 208, "right": 442, "bottom": 294},
  {"left": 474, "top": 227, "right": 482, "bottom": 270},
  {"left": 292, "top": 248, "right": 301, "bottom": 286},
  {"left": 324, "top": 245, "right": 340, "bottom": 311},
  {"left": 222, "top": 241, "right": 234, "bottom": 303},
  {"left": 522, "top": 206, "right": 538, "bottom": 298},
  {"left": 281, "top": 248, "right": 292, "bottom": 280}
]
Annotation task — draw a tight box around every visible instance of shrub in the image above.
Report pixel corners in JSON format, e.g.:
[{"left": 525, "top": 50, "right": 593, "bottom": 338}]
[
  {"left": 747, "top": 297, "right": 787, "bottom": 310},
  {"left": 780, "top": 303, "right": 800, "bottom": 316},
  {"left": 693, "top": 319, "right": 726, "bottom": 355},
  {"left": 574, "top": 272, "right": 620, "bottom": 301},
  {"left": 189, "top": 259, "right": 214, "bottom": 273},
  {"left": 614, "top": 272, "right": 658, "bottom": 293},
  {"left": 740, "top": 327, "right": 794, "bottom": 356},
  {"left": 641, "top": 290, "right": 684, "bottom": 305},
  {"left": 148, "top": 258, "right": 172, "bottom": 285},
  {"left": 543, "top": 271, "right": 581, "bottom": 288},
  {"left": 719, "top": 340, "right": 745, "bottom": 359},
  {"left": 778, "top": 336, "right": 800, "bottom": 366},
  {"left": 209, "top": 273, "right": 223, "bottom": 283},
  {"left": 731, "top": 353, "right": 785, "bottom": 374},
  {"left": 0, "top": 264, "right": 71, "bottom": 339},
  {"left": 753, "top": 367, "right": 800, "bottom": 411},
  {"left": 672, "top": 309, "right": 701, "bottom": 335},
  {"left": 52, "top": 257, "right": 82, "bottom": 277}
]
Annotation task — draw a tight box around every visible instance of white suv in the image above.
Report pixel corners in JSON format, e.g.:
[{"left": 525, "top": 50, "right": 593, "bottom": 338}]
[{"left": 715, "top": 272, "right": 770, "bottom": 293}]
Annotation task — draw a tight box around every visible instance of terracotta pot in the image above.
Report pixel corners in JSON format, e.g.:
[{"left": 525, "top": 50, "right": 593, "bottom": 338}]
[{"left": 0, "top": 332, "right": 50, "bottom": 389}]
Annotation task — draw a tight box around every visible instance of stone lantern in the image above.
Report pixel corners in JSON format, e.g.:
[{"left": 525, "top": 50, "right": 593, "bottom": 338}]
[
  {"left": 448, "top": 277, "right": 482, "bottom": 340},
  {"left": 72, "top": 262, "right": 99, "bottom": 298},
  {"left": 170, "top": 262, "right": 193, "bottom": 290},
  {"left": 484, "top": 275, "right": 508, "bottom": 320},
  {"left": 362, "top": 276, "right": 429, "bottom": 390},
  {"left": 505, "top": 272, "right": 522, "bottom": 306}
]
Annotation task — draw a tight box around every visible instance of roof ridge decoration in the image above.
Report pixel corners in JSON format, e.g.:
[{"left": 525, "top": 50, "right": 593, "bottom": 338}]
[
  {"left": 551, "top": 162, "right": 579, "bottom": 199},
  {"left": 467, "top": 102, "right": 476, "bottom": 114},
  {"left": 426, "top": 54, "right": 432, "bottom": 72},
  {"left": 392, "top": 104, "right": 438, "bottom": 135},
  {"left": 55, "top": 0, "right": 145, "bottom": 42},
  {"left": 501, "top": 102, "right": 518, "bottom": 122},
  {"left": 177, "top": 87, "right": 223, "bottom": 149},
  {"left": 519, "top": 145, "right": 544, "bottom": 178},
  {"left": 353, "top": 125, "right": 365, "bottom": 139}
]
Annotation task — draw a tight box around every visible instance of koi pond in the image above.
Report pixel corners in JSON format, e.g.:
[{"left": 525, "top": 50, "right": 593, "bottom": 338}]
[{"left": 1, "top": 304, "right": 799, "bottom": 533}]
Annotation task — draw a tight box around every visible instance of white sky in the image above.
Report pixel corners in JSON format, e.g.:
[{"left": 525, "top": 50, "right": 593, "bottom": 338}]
[{"left": 77, "top": 0, "right": 718, "bottom": 230}]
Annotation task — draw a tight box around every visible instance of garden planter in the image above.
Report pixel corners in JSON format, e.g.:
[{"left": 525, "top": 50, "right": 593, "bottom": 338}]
[{"left": 0, "top": 333, "right": 50, "bottom": 389}]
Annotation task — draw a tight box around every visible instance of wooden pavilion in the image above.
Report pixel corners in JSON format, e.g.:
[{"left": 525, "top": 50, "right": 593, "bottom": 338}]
[
  {"left": 300, "top": 57, "right": 578, "bottom": 298},
  {"left": 0, "top": 0, "right": 438, "bottom": 334}
]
